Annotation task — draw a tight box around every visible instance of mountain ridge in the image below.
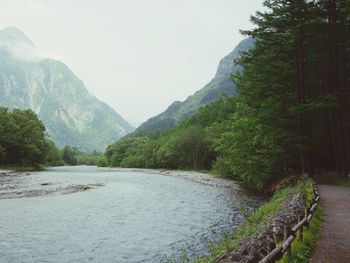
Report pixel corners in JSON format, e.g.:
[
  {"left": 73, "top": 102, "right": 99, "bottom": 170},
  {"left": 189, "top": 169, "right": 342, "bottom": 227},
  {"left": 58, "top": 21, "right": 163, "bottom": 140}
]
[{"left": 134, "top": 37, "right": 254, "bottom": 135}]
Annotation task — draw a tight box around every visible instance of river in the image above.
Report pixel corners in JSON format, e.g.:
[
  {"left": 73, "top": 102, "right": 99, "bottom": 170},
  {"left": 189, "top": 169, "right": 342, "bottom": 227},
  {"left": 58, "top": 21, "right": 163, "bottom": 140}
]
[{"left": 0, "top": 166, "right": 260, "bottom": 263}]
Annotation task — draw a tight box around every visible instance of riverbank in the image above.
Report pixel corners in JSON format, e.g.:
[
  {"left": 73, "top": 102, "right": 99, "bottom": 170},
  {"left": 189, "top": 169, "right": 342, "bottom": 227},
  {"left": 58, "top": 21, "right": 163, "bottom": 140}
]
[
  {"left": 0, "top": 164, "right": 46, "bottom": 173},
  {"left": 0, "top": 167, "right": 105, "bottom": 199},
  {"left": 192, "top": 179, "right": 319, "bottom": 263},
  {"left": 96, "top": 167, "right": 244, "bottom": 191},
  {"left": 0, "top": 166, "right": 243, "bottom": 200},
  {"left": 0, "top": 168, "right": 18, "bottom": 176}
]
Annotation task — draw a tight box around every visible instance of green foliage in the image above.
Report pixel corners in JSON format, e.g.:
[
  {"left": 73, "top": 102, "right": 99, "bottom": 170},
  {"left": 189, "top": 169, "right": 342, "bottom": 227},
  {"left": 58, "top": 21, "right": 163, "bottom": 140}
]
[
  {"left": 62, "top": 146, "right": 79, "bottom": 165},
  {"left": 134, "top": 38, "right": 254, "bottom": 135},
  {"left": 61, "top": 146, "right": 103, "bottom": 166},
  {"left": 104, "top": 96, "right": 237, "bottom": 171},
  {"left": 216, "top": 102, "right": 286, "bottom": 190},
  {"left": 106, "top": 137, "right": 155, "bottom": 168},
  {"left": 0, "top": 107, "right": 53, "bottom": 166},
  {"left": 105, "top": 0, "right": 350, "bottom": 191},
  {"left": 76, "top": 151, "right": 102, "bottom": 165},
  {"left": 96, "top": 155, "right": 108, "bottom": 167},
  {"left": 45, "top": 140, "right": 64, "bottom": 166},
  {"left": 213, "top": 0, "right": 350, "bottom": 188},
  {"left": 0, "top": 144, "right": 4, "bottom": 163},
  {"left": 155, "top": 126, "right": 214, "bottom": 169},
  {"left": 105, "top": 125, "right": 216, "bottom": 170},
  {"left": 180, "top": 96, "right": 236, "bottom": 129}
]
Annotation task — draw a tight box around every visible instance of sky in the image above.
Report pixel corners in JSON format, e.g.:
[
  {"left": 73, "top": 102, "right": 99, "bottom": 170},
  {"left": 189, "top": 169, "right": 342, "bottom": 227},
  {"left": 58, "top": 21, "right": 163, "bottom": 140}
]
[{"left": 0, "top": 0, "right": 263, "bottom": 127}]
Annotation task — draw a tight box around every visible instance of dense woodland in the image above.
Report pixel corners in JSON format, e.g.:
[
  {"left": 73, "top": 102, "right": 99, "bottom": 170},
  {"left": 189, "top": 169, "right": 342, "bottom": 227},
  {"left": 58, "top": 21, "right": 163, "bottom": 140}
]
[
  {"left": 104, "top": 0, "right": 350, "bottom": 191},
  {"left": 0, "top": 108, "right": 62, "bottom": 167},
  {"left": 0, "top": 108, "right": 104, "bottom": 168}
]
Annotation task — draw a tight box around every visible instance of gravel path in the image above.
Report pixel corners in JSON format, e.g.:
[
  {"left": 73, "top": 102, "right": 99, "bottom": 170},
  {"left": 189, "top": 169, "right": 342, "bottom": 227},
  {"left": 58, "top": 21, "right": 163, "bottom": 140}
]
[{"left": 311, "top": 185, "right": 350, "bottom": 262}]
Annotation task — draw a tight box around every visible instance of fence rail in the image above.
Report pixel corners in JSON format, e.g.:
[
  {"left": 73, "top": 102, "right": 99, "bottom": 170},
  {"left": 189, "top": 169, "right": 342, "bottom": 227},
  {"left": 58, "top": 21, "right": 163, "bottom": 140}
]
[{"left": 259, "top": 184, "right": 320, "bottom": 263}]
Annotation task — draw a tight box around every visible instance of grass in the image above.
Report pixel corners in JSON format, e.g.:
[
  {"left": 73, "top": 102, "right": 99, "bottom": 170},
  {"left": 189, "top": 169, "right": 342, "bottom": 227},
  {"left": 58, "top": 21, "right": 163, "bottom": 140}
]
[
  {"left": 277, "top": 205, "right": 324, "bottom": 263},
  {"left": 298, "top": 179, "right": 315, "bottom": 206}
]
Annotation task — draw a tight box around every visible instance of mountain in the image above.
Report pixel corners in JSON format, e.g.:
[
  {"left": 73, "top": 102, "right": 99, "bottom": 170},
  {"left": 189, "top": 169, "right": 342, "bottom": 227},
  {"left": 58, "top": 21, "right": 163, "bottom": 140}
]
[
  {"left": 134, "top": 37, "right": 254, "bottom": 134},
  {"left": 0, "top": 27, "right": 134, "bottom": 151}
]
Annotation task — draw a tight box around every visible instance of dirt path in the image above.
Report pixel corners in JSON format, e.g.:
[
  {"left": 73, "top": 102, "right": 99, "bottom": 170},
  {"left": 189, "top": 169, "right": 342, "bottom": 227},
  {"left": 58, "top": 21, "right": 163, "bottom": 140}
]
[{"left": 311, "top": 185, "right": 350, "bottom": 262}]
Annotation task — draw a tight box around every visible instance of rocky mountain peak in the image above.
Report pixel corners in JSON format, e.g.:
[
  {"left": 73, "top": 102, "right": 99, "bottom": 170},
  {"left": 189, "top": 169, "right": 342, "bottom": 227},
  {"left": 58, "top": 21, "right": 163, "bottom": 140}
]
[{"left": 215, "top": 37, "right": 254, "bottom": 79}]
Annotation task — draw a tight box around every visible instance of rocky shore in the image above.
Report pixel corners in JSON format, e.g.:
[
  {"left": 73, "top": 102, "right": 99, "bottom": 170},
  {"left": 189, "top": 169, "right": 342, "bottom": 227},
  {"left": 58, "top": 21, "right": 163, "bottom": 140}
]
[
  {"left": 0, "top": 168, "right": 18, "bottom": 177},
  {"left": 112, "top": 168, "right": 241, "bottom": 190},
  {"left": 0, "top": 167, "right": 240, "bottom": 199},
  {"left": 0, "top": 168, "right": 104, "bottom": 199}
]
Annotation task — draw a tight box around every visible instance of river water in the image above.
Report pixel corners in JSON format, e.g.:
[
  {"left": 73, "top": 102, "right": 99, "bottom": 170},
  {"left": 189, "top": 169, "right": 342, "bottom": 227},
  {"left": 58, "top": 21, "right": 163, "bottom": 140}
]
[{"left": 0, "top": 166, "right": 259, "bottom": 263}]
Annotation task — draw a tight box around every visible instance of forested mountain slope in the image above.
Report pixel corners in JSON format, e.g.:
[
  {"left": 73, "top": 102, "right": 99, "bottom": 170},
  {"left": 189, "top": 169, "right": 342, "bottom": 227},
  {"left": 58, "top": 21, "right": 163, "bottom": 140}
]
[{"left": 134, "top": 37, "right": 254, "bottom": 134}]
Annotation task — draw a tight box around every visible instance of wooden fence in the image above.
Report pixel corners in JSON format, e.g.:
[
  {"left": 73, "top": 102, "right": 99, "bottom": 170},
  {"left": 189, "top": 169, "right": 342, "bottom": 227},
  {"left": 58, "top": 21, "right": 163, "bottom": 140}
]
[{"left": 259, "top": 184, "right": 320, "bottom": 263}]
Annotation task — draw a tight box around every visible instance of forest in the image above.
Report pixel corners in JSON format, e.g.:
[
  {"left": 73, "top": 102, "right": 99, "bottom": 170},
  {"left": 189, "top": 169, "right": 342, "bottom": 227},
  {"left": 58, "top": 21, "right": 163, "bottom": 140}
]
[
  {"left": 0, "top": 108, "right": 104, "bottom": 168},
  {"left": 0, "top": 107, "right": 61, "bottom": 167},
  {"left": 104, "top": 0, "right": 350, "bottom": 191}
]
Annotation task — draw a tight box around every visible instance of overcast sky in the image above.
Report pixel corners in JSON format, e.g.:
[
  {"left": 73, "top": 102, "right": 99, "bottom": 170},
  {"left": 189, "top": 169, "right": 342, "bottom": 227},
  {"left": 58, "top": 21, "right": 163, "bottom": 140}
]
[{"left": 0, "top": 0, "right": 263, "bottom": 126}]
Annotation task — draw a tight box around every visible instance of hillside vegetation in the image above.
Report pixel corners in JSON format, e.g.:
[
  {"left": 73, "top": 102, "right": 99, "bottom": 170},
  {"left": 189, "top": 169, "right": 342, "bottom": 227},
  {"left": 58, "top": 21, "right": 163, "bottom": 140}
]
[
  {"left": 0, "top": 108, "right": 62, "bottom": 167},
  {"left": 0, "top": 107, "right": 107, "bottom": 169},
  {"left": 134, "top": 38, "right": 254, "bottom": 135},
  {"left": 104, "top": 0, "right": 350, "bottom": 192}
]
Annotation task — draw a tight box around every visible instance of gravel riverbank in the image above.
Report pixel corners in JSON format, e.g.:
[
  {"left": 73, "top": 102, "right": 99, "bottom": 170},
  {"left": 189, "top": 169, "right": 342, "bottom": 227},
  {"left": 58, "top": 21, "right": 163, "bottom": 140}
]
[{"left": 0, "top": 167, "right": 240, "bottom": 199}]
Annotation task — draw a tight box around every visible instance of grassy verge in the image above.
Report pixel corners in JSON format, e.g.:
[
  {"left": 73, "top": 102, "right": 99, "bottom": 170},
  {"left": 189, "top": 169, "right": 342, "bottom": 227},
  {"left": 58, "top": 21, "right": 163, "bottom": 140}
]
[
  {"left": 200, "top": 187, "right": 292, "bottom": 262},
  {"left": 278, "top": 206, "right": 324, "bottom": 263}
]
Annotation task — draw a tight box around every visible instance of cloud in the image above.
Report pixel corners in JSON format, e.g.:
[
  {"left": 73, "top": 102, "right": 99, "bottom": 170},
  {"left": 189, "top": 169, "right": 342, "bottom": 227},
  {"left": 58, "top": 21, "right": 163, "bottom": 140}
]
[{"left": 0, "top": 29, "right": 65, "bottom": 62}]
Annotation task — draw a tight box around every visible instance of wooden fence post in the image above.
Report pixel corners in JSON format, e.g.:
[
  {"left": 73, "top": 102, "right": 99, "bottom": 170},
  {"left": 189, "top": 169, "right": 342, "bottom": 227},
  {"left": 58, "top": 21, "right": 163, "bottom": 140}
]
[
  {"left": 259, "top": 184, "right": 319, "bottom": 263},
  {"left": 273, "top": 232, "right": 278, "bottom": 246},
  {"left": 298, "top": 215, "right": 304, "bottom": 241},
  {"left": 283, "top": 226, "right": 292, "bottom": 256},
  {"left": 267, "top": 239, "right": 275, "bottom": 254},
  {"left": 304, "top": 208, "right": 309, "bottom": 229}
]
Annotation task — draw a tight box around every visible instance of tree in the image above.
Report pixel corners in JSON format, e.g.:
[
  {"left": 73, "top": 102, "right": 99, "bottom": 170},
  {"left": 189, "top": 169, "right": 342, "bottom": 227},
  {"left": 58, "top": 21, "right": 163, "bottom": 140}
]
[
  {"left": 221, "top": 0, "right": 350, "bottom": 187},
  {"left": 0, "top": 107, "right": 58, "bottom": 167},
  {"left": 62, "top": 146, "right": 79, "bottom": 165},
  {"left": 0, "top": 144, "right": 5, "bottom": 164},
  {"left": 45, "top": 140, "right": 64, "bottom": 166}
]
